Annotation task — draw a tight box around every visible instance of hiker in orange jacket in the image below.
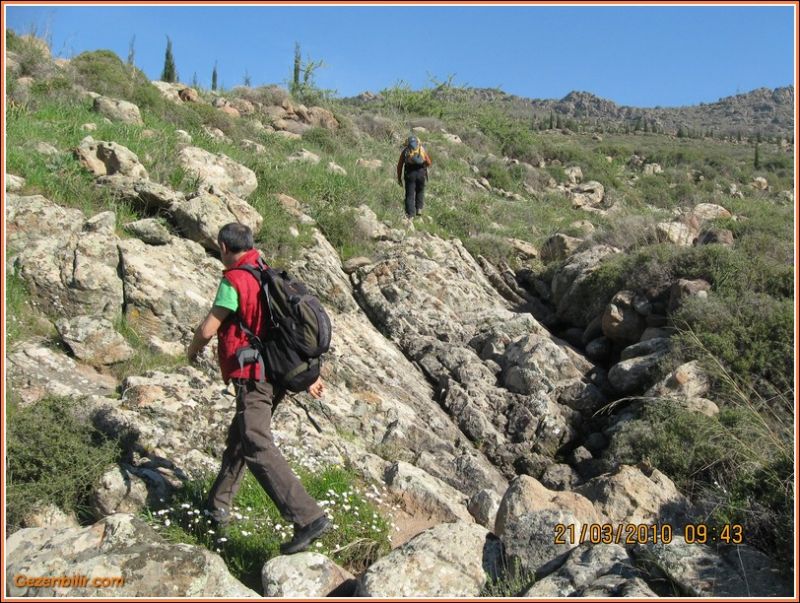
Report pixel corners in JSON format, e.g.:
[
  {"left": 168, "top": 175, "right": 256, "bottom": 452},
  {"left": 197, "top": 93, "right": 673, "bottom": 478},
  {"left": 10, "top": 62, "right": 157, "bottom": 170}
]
[{"left": 397, "top": 135, "right": 432, "bottom": 219}]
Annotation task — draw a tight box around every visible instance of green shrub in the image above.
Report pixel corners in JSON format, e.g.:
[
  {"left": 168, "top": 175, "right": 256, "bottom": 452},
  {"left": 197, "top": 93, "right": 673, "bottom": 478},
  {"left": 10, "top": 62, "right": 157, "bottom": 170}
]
[
  {"left": 607, "top": 396, "right": 792, "bottom": 559},
  {"left": 673, "top": 293, "right": 793, "bottom": 391},
  {"left": 69, "top": 50, "right": 164, "bottom": 111},
  {"left": 7, "top": 396, "right": 126, "bottom": 529}
]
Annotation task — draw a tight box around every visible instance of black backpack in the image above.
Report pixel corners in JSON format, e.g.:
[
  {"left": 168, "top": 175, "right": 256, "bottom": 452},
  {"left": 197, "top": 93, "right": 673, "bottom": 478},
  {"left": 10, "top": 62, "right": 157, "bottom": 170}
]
[{"left": 232, "top": 258, "right": 332, "bottom": 392}]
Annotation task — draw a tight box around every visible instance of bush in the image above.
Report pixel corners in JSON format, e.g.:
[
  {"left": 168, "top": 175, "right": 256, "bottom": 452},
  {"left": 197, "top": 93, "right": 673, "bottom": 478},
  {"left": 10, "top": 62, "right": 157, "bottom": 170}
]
[
  {"left": 607, "top": 396, "right": 792, "bottom": 560},
  {"left": 69, "top": 50, "right": 164, "bottom": 111},
  {"left": 7, "top": 396, "right": 126, "bottom": 530}
]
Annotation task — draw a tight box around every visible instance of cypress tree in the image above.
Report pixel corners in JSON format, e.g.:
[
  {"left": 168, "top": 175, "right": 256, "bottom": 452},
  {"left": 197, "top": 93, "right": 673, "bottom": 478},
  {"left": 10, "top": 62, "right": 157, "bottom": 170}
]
[
  {"left": 161, "top": 36, "right": 177, "bottom": 83},
  {"left": 211, "top": 62, "right": 218, "bottom": 91},
  {"left": 754, "top": 143, "right": 760, "bottom": 169},
  {"left": 293, "top": 42, "right": 301, "bottom": 92}
]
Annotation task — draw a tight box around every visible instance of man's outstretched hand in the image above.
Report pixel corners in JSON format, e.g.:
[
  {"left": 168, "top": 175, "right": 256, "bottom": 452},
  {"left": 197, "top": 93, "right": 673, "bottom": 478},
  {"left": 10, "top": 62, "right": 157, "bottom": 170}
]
[{"left": 307, "top": 377, "right": 325, "bottom": 400}]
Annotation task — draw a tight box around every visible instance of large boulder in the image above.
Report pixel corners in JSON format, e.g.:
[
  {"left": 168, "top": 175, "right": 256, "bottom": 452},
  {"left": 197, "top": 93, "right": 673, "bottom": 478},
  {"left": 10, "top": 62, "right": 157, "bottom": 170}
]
[
  {"left": 602, "top": 290, "right": 646, "bottom": 345},
  {"left": 633, "top": 536, "right": 792, "bottom": 597},
  {"left": 356, "top": 522, "right": 500, "bottom": 597},
  {"left": 96, "top": 175, "right": 186, "bottom": 213},
  {"left": 91, "top": 465, "right": 149, "bottom": 517},
  {"left": 570, "top": 181, "right": 605, "bottom": 208},
  {"left": 170, "top": 191, "right": 264, "bottom": 251},
  {"left": 524, "top": 543, "right": 653, "bottom": 597},
  {"left": 14, "top": 210, "right": 123, "bottom": 320},
  {"left": 177, "top": 146, "right": 258, "bottom": 198},
  {"left": 540, "top": 233, "right": 583, "bottom": 263},
  {"left": 6, "top": 194, "right": 84, "bottom": 250},
  {"left": 56, "top": 316, "right": 134, "bottom": 365},
  {"left": 261, "top": 553, "right": 354, "bottom": 597},
  {"left": 5, "top": 514, "right": 258, "bottom": 597},
  {"left": 118, "top": 238, "right": 222, "bottom": 340},
  {"left": 551, "top": 245, "right": 621, "bottom": 327},
  {"left": 92, "top": 96, "right": 143, "bottom": 125},
  {"left": 575, "top": 464, "right": 690, "bottom": 527},
  {"left": 75, "top": 138, "right": 149, "bottom": 180},
  {"left": 495, "top": 476, "right": 604, "bottom": 574},
  {"left": 384, "top": 461, "right": 473, "bottom": 523},
  {"left": 7, "top": 343, "right": 118, "bottom": 406}
]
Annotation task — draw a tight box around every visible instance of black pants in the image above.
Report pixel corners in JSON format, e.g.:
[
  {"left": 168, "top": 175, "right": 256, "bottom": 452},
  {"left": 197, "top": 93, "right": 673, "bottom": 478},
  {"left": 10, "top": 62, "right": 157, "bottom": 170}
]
[
  {"left": 404, "top": 168, "right": 427, "bottom": 217},
  {"left": 205, "top": 380, "right": 323, "bottom": 527}
]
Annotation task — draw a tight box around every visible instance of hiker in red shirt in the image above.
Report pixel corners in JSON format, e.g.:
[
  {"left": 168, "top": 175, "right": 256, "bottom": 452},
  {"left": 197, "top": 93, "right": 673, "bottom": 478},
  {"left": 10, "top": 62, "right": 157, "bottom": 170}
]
[{"left": 187, "top": 223, "right": 329, "bottom": 554}]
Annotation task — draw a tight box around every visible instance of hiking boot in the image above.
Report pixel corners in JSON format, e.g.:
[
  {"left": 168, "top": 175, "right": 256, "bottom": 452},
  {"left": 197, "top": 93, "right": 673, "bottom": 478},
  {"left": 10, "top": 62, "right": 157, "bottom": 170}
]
[
  {"left": 279, "top": 515, "right": 331, "bottom": 555},
  {"left": 416, "top": 209, "right": 423, "bottom": 216}
]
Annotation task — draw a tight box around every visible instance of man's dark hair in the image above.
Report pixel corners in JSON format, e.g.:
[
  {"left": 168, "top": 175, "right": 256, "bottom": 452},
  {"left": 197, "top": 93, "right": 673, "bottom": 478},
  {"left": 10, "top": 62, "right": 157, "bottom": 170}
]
[{"left": 218, "top": 223, "right": 254, "bottom": 253}]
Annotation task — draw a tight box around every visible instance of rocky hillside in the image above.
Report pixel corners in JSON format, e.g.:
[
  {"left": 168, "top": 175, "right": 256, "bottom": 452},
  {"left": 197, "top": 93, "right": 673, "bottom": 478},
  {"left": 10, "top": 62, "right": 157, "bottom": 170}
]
[
  {"left": 4, "top": 32, "right": 795, "bottom": 598},
  {"left": 355, "top": 85, "right": 795, "bottom": 139}
]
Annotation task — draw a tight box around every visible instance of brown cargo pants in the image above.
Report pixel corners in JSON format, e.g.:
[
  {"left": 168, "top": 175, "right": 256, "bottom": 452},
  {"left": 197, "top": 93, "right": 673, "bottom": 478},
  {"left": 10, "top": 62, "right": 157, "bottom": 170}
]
[{"left": 205, "top": 379, "right": 324, "bottom": 527}]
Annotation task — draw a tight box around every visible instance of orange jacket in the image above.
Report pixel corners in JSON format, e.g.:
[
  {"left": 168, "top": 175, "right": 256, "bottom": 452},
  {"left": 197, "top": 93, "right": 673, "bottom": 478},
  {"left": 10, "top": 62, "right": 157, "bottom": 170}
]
[{"left": 397, "top": 146, "right": 432, "bottom": 181}]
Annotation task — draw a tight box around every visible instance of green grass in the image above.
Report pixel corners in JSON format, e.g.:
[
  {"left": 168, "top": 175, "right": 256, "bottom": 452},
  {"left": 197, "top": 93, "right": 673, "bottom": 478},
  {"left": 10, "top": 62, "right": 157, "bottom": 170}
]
[{"left": 146, "top": 466, "right": 391, "bottom": 591}]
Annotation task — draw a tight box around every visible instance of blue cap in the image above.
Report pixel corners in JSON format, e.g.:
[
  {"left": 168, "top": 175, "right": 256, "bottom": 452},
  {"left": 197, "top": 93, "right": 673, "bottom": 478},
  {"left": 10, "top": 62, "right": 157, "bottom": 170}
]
[{"left": 407, "top": 136, "right": 419, "bottom": 149}]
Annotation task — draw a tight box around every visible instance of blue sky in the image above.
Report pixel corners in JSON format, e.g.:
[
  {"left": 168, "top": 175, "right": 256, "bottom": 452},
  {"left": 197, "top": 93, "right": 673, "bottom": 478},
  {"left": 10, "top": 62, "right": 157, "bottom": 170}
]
[{"left": 4, "top": 4, "right": 795, "bottom": 108}]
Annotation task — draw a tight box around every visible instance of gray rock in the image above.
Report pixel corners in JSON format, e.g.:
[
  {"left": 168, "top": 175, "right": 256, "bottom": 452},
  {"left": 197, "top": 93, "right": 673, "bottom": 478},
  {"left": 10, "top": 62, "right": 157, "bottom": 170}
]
[
  {"left": 633, "top": 536, "right": 791, "bottom": 597},
  {"left": 585, "top": 336, "right": 612, "bottom": 361},
  {"left": 620, "top": 337, "right": 672, "bottom": 361},
  {"left": 34, "top": 141, "right": 60, "bottom": 156},
  {"left": 170, "top": 190, "right": 263, "bottom": 251},
  {"left": 669, "top": 278, "right": 711, "bottom": 312},
  {"left": 575, "top": 464, "right": 690, "bottom": 526},
  {"left": 356, "top": 522, "right": 498, "bottom": 597},
  {"left": 570, "top": 180, "right": 605, "bottom": 208},
  {"left": 178, "top": 146, "right": 258, "bottom": 198},
  {"left": 353, "top": 204, "right": 393, "bottom": 241},
  {"left": 384, "top": 461, "right": 473, "bottom": 523},
  {"left": 287, "top": 148, "right": 320, "bottom": 164},
  {"left": 124, "top": 218, "right": 173, "bottom": 245},
  {"left": 355, "top": 158, "right": 383, "bottom": 170},
  {"left": 262, "top": 553, "right": 355, "bottom": 597},
  {"left": 6, "top": 173, "right": 26, "bottom": 192},
  {"left": 327, "top": 161, "right": 347, "bottom": 176},
  {"left": 56, "top": 316, "right": 134, "bottom": 365},
  {"left": 97, "top": 175, "right": 186, "bottom": 213},
  {"left": 551, "top": 245, "right": 621, "bottom": 327},
  {"left": 609, "top": 351, "right": 668, "bottom": 394},
  {"left": 118, "top": 237, "right": 222, "bottom": 340},
  {"left": 21, "top": 502, "right": 80, "bottom": 530},
  {"left": 540, "top": 233, "right": 583, "bottom": 263},
  {"left": 6, "top": 514, "right": 257, "bottom": 597},
  {"left": 467, "top": 488, "right": 502, "bottom": 529},
  {"left": 695, "top": 228, "right": 734, "bottom": 247},
  {"left": 14, "top": 209, "right": 123, "bottom": 320},
  {"left": 74, "top": 138, "right": 149, "bottom": 179},
  {"left": 564, "top": 165, "right": 583, "bottom": 184},
  {"left": 342, "top": 256, "right": 373, "bottom": 274},
  {"left": 6, "top": 194, "right": 85, "bottom": 249},
  {"left": 524, "top": 543, "right": 642, "bottom": 596},
  {"left": 539, "top": 463, "right": 579, "bottom": 491},
  {"left": 688, "top": 202, "right": 732, "bottom": 223},
  {"left": 8, "top": 343, "right": 119, "bottom": 406},
  {"left": 91, "top": 464, "right": 149, "bottom": 517},
  {"left": 175, "top": 129, "right": 192, "bottom": 144},
  {"left": 602, "top": 290, "right": 646, "bottom": 345},
  {"left": 656, "top": 221, "right": 696, "bottom": 246},
  {"left": 92, "top": 96, "right": 143, "bottom": 125}
]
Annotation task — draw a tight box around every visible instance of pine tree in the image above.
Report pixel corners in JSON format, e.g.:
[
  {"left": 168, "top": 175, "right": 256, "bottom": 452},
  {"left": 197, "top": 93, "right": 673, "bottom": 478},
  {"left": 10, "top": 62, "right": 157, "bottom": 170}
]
[
  {"left": 211, "top": 62, "right": 218, "bottom": 91},
  {"left": 191, "top": 72, "right": 199, "bottom": 89},
  {"left": 161, "top": 36, "right": 177, "bottom": 83},
  {"left": 754, "top": 143, "right": 760, "bottom": 169}
]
